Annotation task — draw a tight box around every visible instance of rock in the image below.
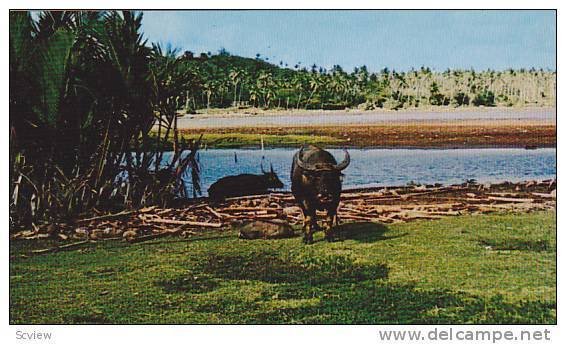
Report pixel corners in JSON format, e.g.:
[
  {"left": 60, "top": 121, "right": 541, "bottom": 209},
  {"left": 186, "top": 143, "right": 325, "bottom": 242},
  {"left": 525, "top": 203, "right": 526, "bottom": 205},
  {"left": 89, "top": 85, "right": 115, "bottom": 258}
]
[
  {"left": 57, "top": 233, "right": 68, "bottom": 240},
  {"left": 283, "top": 206, "right": 301, "bottom": 215},
  {"left": 122, "top": 230, "right": 137, "bottom": 242},
  {"left": 89, "top": 230, "right": 102, "bottom": 240}
]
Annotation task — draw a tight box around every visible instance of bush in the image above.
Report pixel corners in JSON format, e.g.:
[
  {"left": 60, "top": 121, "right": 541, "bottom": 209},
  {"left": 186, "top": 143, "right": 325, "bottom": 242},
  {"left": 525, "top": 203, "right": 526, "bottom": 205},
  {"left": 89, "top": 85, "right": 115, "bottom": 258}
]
[
  {"left": 472, "top": 90, "right": 495, "bottom": 107},
  {"left": 453, "top": 92, "right": 470, "bottom": 106}
]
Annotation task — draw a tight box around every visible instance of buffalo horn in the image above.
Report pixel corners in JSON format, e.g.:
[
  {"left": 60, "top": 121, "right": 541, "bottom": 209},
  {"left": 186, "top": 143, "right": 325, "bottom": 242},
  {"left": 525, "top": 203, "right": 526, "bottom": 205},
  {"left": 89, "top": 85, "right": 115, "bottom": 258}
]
[
  {"left": 295, "top": 148, "right": 318, "bottom": 171},
  {"left": 334, "top": 149, "right": 350, "bottom": 171}
]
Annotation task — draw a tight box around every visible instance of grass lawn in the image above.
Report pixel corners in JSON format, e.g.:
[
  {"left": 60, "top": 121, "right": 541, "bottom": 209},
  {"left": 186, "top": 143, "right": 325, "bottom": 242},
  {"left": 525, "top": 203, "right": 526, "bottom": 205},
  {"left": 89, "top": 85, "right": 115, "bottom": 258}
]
[{"left": 10, "top": 211, "right": 556, "bottom": 324}]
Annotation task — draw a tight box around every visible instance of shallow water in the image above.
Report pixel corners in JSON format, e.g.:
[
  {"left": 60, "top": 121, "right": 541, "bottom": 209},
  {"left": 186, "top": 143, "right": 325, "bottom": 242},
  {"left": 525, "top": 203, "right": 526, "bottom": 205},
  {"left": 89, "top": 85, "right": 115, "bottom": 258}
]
[{"left": 171, "top": 148, "right": 556, "bottom": 196}]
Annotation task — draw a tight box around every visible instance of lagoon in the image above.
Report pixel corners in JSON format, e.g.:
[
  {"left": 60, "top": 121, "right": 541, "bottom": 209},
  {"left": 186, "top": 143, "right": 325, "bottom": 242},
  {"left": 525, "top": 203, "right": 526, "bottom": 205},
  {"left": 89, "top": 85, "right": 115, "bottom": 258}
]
[{"left": 175, "top": 148, "right": 556, "bottom": 196}]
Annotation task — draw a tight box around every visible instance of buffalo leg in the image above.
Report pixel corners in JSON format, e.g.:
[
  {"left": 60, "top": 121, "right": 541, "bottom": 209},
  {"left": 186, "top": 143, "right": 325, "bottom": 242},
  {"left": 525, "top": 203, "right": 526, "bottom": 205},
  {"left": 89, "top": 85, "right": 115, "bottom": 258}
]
[
  {"left": 324, "top": 209, "right": 338, "bottom": 242},
  {"left": 299, "top": 202, "right": 318, "bottom": 244},
  {"left": 303, "top": 214, "right": 315, "bottom": 244}
]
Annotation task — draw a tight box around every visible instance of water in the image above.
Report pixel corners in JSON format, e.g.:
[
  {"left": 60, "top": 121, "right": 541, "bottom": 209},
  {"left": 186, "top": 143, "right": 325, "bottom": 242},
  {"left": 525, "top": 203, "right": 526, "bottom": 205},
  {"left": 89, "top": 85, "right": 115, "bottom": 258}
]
[{"left": 172, "top": 148, "right": 556, "bottom": 196}]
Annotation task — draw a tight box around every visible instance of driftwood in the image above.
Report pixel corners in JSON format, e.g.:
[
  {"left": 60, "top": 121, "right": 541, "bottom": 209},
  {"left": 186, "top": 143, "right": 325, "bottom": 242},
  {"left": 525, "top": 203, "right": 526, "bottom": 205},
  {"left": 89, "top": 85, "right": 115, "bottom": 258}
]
[
  {"left": 31, "top": 240, "right": 91, "bottom": 255},
  {"left": 205, "top": 206, "right": 225, "bottom": 219},
  {"left": 531, "top": 192, "right": 556, "bottom": 199},
  {"left": 77, "top": 206, "right": 157, "bottom": 223},
  {"left": 11, "top": 180, "right": 556, "bottom": 246},
  {"left": 221, "top": 207, "right": 280, "bottom": 212},
  {"left": 487, "top": 196, "right": 535, "bottom": 203},
  {"left": 147, "top": 218, "right": 222, "bottom": 228},
  {"left": 128, "top": 228, "right": 183, "bottom": 243}
]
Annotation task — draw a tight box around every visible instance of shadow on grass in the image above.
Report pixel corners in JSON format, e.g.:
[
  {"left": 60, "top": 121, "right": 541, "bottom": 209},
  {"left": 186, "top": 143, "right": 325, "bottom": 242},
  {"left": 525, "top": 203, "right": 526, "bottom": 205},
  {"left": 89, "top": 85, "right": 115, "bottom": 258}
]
[
  {"left": 478, "top": 239, "right": 552, "bottom": 252},
  {"left": 191, "top": 251, "right": 389, "bottom": 285},
  {"left": 252, "top": 283, "right": 556, "bottom": 324},
  {"left": 171, "top": 249, "right": 555, "bottom": 324},
  {"left": 64, "top": 313, "right": 112, "bottom": 324},
  {"left": 155, "top": 273, "right": 219, "bottom": 294},
  {"left": 333, "top": 222, "right": 408, "bottom": 243}
]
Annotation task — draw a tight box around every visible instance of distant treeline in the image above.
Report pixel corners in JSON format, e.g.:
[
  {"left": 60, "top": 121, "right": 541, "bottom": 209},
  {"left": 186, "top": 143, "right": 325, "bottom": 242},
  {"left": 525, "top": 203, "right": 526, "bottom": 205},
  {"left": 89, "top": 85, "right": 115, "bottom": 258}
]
[{"left": 177, "top": 49, "right": 556, "bottom": 111}]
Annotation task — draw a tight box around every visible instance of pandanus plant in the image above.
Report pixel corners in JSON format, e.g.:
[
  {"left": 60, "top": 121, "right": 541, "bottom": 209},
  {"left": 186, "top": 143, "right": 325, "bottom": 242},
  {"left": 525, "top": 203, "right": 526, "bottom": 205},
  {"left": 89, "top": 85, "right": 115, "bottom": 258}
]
[{"left": 9, "top": 10, "right": 201, "bottom": 230}]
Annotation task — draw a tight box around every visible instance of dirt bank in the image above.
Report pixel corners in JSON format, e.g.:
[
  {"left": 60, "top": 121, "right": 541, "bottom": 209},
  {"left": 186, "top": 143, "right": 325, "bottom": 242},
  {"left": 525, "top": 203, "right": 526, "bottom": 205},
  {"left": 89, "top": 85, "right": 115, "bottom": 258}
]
[{"left": 182, "top": 121, "right": 556, "bottom": 148}]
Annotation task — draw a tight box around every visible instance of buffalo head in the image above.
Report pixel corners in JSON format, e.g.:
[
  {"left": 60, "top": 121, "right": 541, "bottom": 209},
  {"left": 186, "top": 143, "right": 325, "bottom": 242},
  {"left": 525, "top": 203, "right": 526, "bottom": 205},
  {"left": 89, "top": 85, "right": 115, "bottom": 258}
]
[
  {"left": 295, "top": 148, "right": 350, "bottom": 205},
  {"left": 261, "top": 162, "right": 284, "bottom": 189}
]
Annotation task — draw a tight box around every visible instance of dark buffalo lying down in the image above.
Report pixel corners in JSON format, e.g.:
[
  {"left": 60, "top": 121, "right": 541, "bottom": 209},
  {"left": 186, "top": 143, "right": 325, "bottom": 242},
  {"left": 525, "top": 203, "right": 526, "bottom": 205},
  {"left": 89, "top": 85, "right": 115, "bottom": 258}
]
[
  {"left": 291, "top": 145, "right": 350, "bottom": 244},
  {"left": 208, "top": 164, "right": 284, "bottom": 201}
]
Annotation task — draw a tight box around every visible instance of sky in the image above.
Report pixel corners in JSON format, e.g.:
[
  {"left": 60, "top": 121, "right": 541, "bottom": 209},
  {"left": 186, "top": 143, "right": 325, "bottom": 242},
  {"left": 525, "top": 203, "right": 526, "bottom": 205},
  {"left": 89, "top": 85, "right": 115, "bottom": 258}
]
[{"left": 141, "top": 10, "right": 556, "bottom": 73}]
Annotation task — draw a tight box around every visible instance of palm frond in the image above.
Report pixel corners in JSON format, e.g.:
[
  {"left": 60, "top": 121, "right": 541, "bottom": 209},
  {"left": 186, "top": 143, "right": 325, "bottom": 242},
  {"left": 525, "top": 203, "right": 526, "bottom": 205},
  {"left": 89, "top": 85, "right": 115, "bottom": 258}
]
[{"left": 35, "top": 28, "right": 75, "bottom": 127}]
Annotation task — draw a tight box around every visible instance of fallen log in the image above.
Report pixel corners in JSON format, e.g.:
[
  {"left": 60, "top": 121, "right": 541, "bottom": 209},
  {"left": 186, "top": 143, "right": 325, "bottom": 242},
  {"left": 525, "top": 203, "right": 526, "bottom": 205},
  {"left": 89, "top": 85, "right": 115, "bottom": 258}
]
[
  {"left": 487, "top": 196, "right": 534, "bottom": 203},
  {"left": 31, "top": 240, "right": 91, "bottom": 255},
  {"left": 226, "top": 213, "right": 279, "bottom": 220},
  {"left": 128, "top": 228, "right": 183, "bottom": 243},
  {"left": 220, "top": 207, "right": 280, "bottom": 212},
  {"left": 339, "top": 214, "right": 378, "bottom": 222},
  {"left": 531, "top": 192, "right": 557, "bottom": 199},
  {"left": 147, "top": 218, "right": 223, "bottom": 228},
  {"left": 77, "top": 206, "right": 157, "bottom": 224},
  {"left": 224, "top": 194, "right": 269, "bottom": 202},
  {"left": 485, "top": 192, "right": 523, "bottom": 197},
  {"left": 205, "top": 206, "right": 226, "bottom": 219}
]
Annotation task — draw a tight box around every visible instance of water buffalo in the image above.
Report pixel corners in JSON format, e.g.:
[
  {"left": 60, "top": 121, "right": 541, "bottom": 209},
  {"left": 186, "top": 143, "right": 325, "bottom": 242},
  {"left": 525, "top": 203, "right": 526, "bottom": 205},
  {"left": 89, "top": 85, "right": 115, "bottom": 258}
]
[
  {"left": 208, "top": 164, "right": 284, "bottom": 202},
  {"left": 235, "top": 219, "right": 296, "bottom": 240},
  {"left": 291, "top": 145, "right": 350, "bottom": 244}
]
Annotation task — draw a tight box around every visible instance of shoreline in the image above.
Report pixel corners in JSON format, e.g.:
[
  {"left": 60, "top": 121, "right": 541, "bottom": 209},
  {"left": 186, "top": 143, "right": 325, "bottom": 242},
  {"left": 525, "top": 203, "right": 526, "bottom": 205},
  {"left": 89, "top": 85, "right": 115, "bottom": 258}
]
[
  {"left": 176, "top": 122, "right": 555, "bottom": 149},
  {"left": 11, "top": 179, "right": 556, "bottom": 241}
]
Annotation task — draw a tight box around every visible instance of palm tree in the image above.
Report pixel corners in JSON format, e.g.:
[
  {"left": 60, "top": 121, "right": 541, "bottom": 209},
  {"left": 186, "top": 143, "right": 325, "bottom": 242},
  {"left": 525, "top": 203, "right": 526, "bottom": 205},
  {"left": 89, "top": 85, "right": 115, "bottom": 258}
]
[
  {"left": 291, "top": 73, "right": 305, "bottom": 109},
  {"left": 229, "top": 68, "right": 242, "bottom": 106},
  {"left": 305, "top": 73, "right": 322, "bottom": 109}
]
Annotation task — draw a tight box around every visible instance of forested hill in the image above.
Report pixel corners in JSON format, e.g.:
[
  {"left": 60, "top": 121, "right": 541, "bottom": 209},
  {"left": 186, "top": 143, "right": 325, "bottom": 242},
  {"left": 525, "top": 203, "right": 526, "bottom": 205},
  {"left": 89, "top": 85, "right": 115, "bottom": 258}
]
[{"left": 178, "top": 50, "right": 556, "bottom": 111}]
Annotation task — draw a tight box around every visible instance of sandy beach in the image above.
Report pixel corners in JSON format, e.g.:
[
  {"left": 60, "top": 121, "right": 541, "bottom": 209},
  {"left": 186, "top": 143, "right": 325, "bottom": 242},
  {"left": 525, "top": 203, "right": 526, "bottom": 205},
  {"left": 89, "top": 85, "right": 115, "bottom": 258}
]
[
  {"left": 177, "top": 106, "right": 555, "bottom": 129},
  {"left": 174, "top": 107, "right": 556, "bottom": 148}
]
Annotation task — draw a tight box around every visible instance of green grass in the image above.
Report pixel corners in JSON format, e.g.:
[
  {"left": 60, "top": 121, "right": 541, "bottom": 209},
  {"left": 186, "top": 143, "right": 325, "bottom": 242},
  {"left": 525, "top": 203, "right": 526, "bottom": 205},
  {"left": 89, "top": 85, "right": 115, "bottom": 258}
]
[
  {"left": 10, "top": 211, "right": 556, "bottom": 324},
  {"left": 149, "top": 132, "right": 342, "bottom": 149}
]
